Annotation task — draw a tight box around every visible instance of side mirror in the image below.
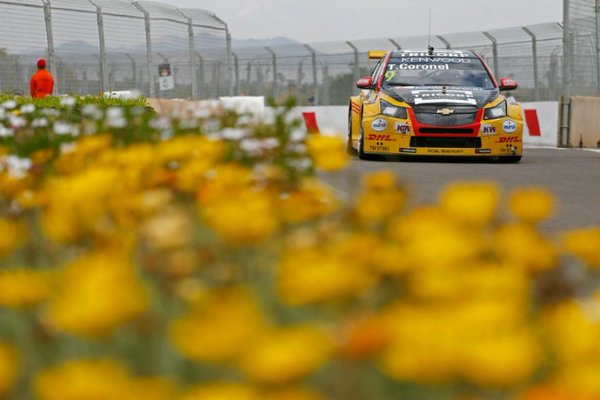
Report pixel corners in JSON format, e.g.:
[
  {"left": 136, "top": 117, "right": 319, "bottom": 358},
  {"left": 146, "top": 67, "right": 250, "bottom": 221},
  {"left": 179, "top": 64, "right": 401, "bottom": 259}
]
[
  {"left": 499, "top": 77, "right": 518, "bottom": 91},
  {"left": 356, "top": 76, "right": 374, "bottom": 89}
]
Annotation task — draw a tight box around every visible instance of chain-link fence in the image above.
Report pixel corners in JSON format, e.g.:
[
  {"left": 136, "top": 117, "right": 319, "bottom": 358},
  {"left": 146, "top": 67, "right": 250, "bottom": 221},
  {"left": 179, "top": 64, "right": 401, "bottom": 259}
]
[
  {"left": 231, "top": 23, "right": 565, "bottom": 105},
  {"left": 0, "top": 0, "right": 230, "bottom": 99}
]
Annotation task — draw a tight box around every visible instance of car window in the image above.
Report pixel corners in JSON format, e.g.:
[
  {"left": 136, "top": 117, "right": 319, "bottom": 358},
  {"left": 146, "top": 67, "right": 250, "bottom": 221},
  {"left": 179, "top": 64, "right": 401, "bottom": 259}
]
[{"left": 382, "top": 54, "right": 494, "bottom": 89}]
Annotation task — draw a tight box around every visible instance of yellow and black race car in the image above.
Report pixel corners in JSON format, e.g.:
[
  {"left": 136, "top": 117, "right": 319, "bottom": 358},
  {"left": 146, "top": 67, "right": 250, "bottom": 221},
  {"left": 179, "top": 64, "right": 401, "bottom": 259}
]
[{"left": 348, "top": 49, "right": 523, "bottom": 162}]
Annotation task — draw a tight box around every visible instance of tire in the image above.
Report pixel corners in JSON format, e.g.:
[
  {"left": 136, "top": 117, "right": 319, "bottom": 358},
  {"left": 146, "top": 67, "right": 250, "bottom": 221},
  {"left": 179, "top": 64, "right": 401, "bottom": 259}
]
[
  {"left": 346, "top": 106, "right": 357, "bottom": 156},
  {"left": 498, "top": 156, "right": 522, "bottom": 163}
]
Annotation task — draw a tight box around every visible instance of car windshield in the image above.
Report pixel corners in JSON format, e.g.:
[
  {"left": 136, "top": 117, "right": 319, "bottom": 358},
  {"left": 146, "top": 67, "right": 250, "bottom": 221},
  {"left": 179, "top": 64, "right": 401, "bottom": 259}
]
[{"left": 381, "top": 53, "right": 495, "bottom": 89}]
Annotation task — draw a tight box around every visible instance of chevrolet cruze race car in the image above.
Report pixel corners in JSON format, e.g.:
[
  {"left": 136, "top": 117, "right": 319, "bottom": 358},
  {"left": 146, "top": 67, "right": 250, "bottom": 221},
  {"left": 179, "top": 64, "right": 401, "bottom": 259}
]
[{"left": 348, "top": 49, "right": 523, "bottom": 162}]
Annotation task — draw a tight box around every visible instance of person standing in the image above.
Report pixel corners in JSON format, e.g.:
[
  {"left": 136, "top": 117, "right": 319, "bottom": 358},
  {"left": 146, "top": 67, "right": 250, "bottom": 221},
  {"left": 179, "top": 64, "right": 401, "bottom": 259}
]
[{"left": 30, "top": 58, "right": 54, "bottom": 98}]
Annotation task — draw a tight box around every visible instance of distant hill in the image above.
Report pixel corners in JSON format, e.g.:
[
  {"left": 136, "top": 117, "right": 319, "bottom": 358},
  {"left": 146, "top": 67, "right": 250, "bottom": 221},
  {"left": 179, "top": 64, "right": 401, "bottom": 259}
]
[{"left": 232, "top": 37, "right": 300, "bottom": 49}]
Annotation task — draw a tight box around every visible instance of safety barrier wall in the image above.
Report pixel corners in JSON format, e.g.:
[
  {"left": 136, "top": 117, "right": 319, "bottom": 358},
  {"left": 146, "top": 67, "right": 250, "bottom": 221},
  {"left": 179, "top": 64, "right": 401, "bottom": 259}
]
[{"left": 567, "top": 96, "right": 600, "bottom": 148}]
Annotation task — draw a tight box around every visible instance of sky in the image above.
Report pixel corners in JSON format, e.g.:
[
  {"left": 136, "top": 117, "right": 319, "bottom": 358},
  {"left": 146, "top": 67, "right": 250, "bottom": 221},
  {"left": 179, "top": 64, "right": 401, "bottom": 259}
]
[{"left": 157, "top": 0, "right": 564, "bottom": 43}]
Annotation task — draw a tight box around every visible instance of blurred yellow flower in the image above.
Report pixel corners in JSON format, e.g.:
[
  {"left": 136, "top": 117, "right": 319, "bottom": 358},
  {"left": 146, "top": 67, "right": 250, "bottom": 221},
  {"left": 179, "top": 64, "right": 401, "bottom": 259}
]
[
  {"left": 0, "top": 218, "right": 26, "bottom": 257},
  {"left": 141, "top": 207, "right": 192, "bottom": 250},
  {"left": 278, "top": 179, "right": 340, "bottom": 224},
  {"left": 508, "top": 187, "right": 556, "bottom": 224},
  {"left": 239, "top": 325, "right": 334, "bottom": 385},
  {"left": 170, "top": 287, "right": 267, "bottom": 363},
  {"left": 277, "top": 244, "right": 376, "bottom": 305},
  {"left": 262, "top": 387, "right": 326, "bottom": 400},
  {"left": 0, "top": 341, "right": 18, "bottom": 396},
  {"left": 495, "top": 223, "right": 558, "bottom": 272},
  {"left": 34, "top": 359, "right": 132, "bottom": 400},
  {"left": 0, "top": 268, "right": 50, "bottom": 308},
  {"left": 340, "top": 313, "right": 391, "bottom": 360},
  {"left": 201, "top": 188, "right": 279, "bottom": 246},
  {"left": 130, "top": 377, "right": 176, "bottom": 400},
  {"left": 306, "top": 134, "right": 349, "bottom": 171},
  {"left": 48, "top": 252, "right": 148, "bottom": 338},
  {"left": 180, "top": 383, "right": 261, "bottom": 400},
  {"left": 440, "top": 181, "right": 500, "bottom": 226},
  {"left": 562, "top": 227, "right": 600, "bottom": 268},
  {"left": 354, "top": 171, "right": 406, "bottom": 223}
]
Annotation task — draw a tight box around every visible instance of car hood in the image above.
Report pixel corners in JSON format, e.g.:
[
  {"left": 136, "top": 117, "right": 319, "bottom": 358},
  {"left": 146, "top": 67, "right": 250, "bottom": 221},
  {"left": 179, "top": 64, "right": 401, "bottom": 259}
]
[{"left": 383, "top": 86, "right": 499, "bottom": 108}]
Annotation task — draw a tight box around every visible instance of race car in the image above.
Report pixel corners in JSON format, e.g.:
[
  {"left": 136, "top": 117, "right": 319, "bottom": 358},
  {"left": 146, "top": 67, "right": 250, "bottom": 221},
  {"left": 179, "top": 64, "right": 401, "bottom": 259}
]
[{"left": 348, "top": 49, "right": 523, "bottom": 162}]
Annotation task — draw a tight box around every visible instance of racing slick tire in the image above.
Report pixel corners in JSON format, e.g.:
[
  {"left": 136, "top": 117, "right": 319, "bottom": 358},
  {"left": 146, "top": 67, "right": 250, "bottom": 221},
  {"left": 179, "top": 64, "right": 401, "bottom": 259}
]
[
  {"left": 347, "top": 106, "right": 357, "bottom": 156},
  {"left": 498, "top": 156, "right": 522, "bottom": 163}
]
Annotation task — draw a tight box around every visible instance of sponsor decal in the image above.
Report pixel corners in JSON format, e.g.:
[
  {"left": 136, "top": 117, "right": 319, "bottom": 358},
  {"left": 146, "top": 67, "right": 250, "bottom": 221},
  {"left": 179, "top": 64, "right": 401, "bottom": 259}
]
[
  {"left": 395, "top": 122, "right": 411, "bottom": 134},
  {"left": 498, "top": 136, "right": 521, "bottom": 143},
  {"left": 412, "top": 89, "right": 477, "bottom": 106},
  {"left": 393, "top": 57, "right": 472, "bottom": 64},
  {"left": 369, "top": 145, "right": 390, "bottom": 152},
  {"left": 396, "top": 51, "right": 470, "bottom": 58},
  {"left": 476, "top": 149, "right": 492, "bottom": 154},
  {"left": 503, "top": 119, "right": 517, "bottom": 133},
  {"left": 399, "top": 148, "right": 417, "bottom": 153},
  {"left": 397, "top": 64, "right": 450, "bottom": 71},
  {"left": 368, "top": 134, "right": 392, "bottom": 141},
  {"left": 481, "top": 124, "right": 497, "bottom": 135},
  {"left": 427, "top": 149, "right": 464, "bottom": 154},
  {"left": 371, "top": 118, "right": 388, "bottom": 132}
]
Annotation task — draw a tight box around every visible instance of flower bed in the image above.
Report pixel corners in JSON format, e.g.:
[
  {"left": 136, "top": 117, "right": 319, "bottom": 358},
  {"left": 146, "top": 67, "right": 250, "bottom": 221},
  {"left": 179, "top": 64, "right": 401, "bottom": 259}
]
[{"left": 1, "top": 94, "right": 600, "bottom": 400}]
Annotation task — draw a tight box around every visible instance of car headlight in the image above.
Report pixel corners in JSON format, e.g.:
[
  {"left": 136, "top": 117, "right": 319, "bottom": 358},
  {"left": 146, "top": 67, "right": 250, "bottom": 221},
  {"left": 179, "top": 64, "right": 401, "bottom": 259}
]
[
  {"left": 380, "top": 100, "right": 407, "bottom": 119},
  {"left": 483, "top": 101, "right": 507, "bottom": 120}
]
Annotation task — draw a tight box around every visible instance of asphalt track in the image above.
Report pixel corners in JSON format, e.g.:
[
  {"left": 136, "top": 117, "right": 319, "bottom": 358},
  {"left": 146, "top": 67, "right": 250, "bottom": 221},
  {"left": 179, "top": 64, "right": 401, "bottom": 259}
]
[{"left": 321, "top": 148, "right": 600, "bottom": 232}]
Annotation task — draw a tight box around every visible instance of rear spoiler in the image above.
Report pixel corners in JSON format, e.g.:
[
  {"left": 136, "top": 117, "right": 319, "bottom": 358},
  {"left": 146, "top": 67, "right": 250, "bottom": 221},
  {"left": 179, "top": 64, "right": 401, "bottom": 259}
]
[{"left": 368, "top": 50, "right": 387, "bottom": 60}]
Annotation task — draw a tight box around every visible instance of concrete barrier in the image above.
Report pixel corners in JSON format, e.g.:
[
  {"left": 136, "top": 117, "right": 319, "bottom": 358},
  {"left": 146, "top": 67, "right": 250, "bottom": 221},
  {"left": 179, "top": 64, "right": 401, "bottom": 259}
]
[
  {"left": 148, "top": 97, "right": 561, "bottom": 148},
  {"left": 567, "top": 96, "right": 600, "bottom": 148}
]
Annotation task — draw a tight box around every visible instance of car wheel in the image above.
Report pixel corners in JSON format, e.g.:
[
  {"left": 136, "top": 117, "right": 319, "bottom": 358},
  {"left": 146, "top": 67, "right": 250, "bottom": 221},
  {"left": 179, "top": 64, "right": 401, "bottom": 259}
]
[
  {"left": 346, "top": 106, "right": 357, "bottom": 156},
  {"left": 498, "top": 156, "right": 522, "bottom": 163}
]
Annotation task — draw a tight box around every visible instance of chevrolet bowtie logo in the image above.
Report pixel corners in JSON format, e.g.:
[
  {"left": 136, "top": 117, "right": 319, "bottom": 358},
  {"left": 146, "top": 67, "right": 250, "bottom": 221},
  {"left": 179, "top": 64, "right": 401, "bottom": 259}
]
[{"left": 436, "top": 108, "right": 455, "bottom": 116}]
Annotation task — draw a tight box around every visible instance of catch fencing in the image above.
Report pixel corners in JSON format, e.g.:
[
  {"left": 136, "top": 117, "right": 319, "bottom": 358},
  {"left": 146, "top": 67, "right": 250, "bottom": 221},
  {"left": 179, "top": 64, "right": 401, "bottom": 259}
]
[
  {"left": 0, "top": 0, "right": 230, "bottom": 99},
  {"left": 232, "top": 24, "right": 565, "bottom": 105}
]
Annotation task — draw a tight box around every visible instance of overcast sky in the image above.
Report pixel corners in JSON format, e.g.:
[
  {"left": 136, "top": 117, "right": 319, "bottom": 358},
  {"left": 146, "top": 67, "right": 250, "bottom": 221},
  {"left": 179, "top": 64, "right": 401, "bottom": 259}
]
[{"left": 157, "top": 0, "right": 563, "bottom": 43}]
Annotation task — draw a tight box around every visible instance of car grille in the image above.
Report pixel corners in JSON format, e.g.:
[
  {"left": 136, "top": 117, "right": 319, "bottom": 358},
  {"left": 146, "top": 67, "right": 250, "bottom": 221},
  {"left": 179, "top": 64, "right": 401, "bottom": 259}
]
[
  {"left": 410, "top": 137, "right": 482, "bottom": 148},
  {"left": 413, "top": 105, "right": 478, "bottom": 126}
]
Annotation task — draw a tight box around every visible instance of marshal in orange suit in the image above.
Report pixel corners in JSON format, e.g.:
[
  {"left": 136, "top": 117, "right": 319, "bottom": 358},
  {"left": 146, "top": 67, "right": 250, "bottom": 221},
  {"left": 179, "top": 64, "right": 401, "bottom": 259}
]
[{"left": 30, "top": 58, "right": 54, "bottom": 98}]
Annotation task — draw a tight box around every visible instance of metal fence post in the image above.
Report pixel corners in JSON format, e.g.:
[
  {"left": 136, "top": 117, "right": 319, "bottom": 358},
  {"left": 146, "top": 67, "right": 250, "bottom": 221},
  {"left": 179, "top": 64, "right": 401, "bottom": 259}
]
[
  {"left": 322, "top": 63, "right": 330, "bottom": 105},
  {"left": 88, "top": 1, "right": 108, "bottom": 93},
  {"left": 304, "top": 44, "right": 318, "bottom": 105},
  {"left": 246, "top": 61, "right": 252, "bottom": 95},
  {"left": 346, "top": 41, "right": 360, "bottom": 86},
  {"left": 596, "top": 0, "right": 600, "bottom": 95},
  {"left": 125, "top": 53, "right": 137, "bottom": 88},
  {"left": 178, "top": 12, "right": 197, "bottom": 100},
  {"left": 265, "top": 46, "right": 277, "bottom": 99},
  {"left": 232, "top": 51, "right": 239, "bottom": 95},
  {"left": 226, "top": 30, "right": 233, "bottom": 96},
  {"left": 561, "top": 0, "right": 572, "bottom": 147},
  {"left": 42, "top": 0, "right": 57, "bottom": 94},
  {"left": 437, "top": 35, "right": 451, "bottom": 49},
  {"left": 482, "top": 31, "right": 499, "bottom": 78},
  {"left": 522, "top": 27, "right": 540, "bottom": 101},
  {"left": 133, "top": 2, "right": 154, "bottom": 98},
  {"left": 388, "top": 38, "right": 401, "bottom": 50}
]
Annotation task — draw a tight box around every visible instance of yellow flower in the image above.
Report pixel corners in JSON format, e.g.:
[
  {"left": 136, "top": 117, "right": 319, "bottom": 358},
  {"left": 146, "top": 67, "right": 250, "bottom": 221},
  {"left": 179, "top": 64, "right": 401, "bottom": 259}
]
[
  {"left": 495, "top": 223, "right": 558, "bottom": 273},
  {"left": 262, "top": 388, "right": 326, "bottom": 400},
  {"left": 180, "top": 383, "right": 261, "bottom": 400},
  {"left": 48, "top": 252, "right": 148, "bottom": 338},
  {"left": 33, "top": 359, "right": 132, "bottom": 400},
  {"left": 508, "top": 187, "right": 556, "bottom": 224},
  {"left": 130, "top": 377, "right": 176, "bottom": 400},
  {"left": 306, "top": 134, "right": 349, "bottom": 171},
  {"left": 277, "top": 244, "right": 376, "bottom": 305},
  {"left": 239, "top": 325, "right": 334, "bottom": 385},
  {"left": 440, "top": 181, "right": 500, "bottom": 226},
  {"left": 0, "top": 218, "right": 26, "bottom": 257},
  {"left": 0, "top": 268, "right": 50, "bottom": 308},
  {"left": 562, "top": 227, "right": 600, "bottom": 268},
  {"left": 201, "top": 188, "right": 279, "bottom": 246},
  {"left": 0, "top": 341, "right": 18, "bottom": 397},
  {"left": 354, "top": 171, "right": 406, "bottom": 223},
  {"left": 141, "top": 207, "right": 192, "bottom": 250},
  {"left": 170, "top": 287, "right": 267, "bottom": 363},
  {"left": 277, "top": 179, "right": 340, "bottom": 223}
]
